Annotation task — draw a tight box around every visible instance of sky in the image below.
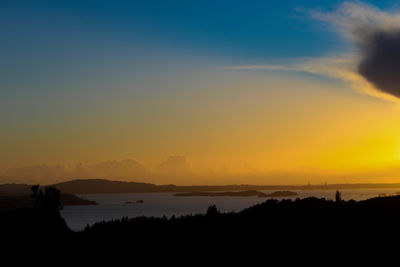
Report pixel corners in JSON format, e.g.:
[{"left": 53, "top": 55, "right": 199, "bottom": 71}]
[{"left": 3, "top": 1, "right": 400, "bottom": 185}]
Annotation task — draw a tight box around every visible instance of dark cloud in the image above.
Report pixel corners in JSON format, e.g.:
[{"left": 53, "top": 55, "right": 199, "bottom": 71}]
[{"left": 358, "top": 30, "right": 400, "bottom": 98}]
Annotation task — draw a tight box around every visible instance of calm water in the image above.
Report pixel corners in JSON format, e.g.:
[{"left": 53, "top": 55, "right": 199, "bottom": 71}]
[{"left": 61, "top": 189, "right": 400, "bottom": 231}]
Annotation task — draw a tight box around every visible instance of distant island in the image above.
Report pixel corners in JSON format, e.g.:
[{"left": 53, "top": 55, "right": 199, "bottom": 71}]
[
  {"left": 173, "top": 190, "right": 298, "bottom": 198},
  {"left": 0, "top": 193, "right": 97, "bottom": 210},
  {"left": 124, "top": 200, "right": 144, "bottom": 204},
  {"left": 174, "top": 190, "right": 268, "bottom": 197}
]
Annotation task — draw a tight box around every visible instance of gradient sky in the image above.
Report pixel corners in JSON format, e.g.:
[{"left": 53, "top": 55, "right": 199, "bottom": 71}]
[{"left": 3, "top": 1, "right": 400, "bottom": 185}]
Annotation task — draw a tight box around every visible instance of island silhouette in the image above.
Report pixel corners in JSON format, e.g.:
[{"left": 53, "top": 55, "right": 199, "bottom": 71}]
[{"left": 173, "top": 190, "right": 298, "bottom": 198}]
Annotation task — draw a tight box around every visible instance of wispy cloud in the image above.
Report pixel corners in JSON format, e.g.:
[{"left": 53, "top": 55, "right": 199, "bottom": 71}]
[
  {"left": 310, "top": 2, "right": 400, "bottom": 44},
  {"left": 223, "top": 2, "right": 400, "bottom": 103}
]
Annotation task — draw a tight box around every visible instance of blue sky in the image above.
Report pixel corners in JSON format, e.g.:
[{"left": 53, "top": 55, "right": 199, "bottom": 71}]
[
  {"left": 1, "top": 0, "right": 344, "bottom": 66},
  {"left": 2, "top": 0, "right": 400, "bottom": 88},
  {"left": 2, "top": 0, "right": 399, "bottom": 81}
]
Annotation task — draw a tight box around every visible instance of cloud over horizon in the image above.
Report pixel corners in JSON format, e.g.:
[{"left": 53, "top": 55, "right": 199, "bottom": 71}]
[
  {"left": 0, "top": 156, "right": 192, "bottom": 184},
  {"left": 154, "top": 155, "right": 191, "bottom": 175},
  {"left": 0, "top": 159, "right": 149, "bottom": 184}
]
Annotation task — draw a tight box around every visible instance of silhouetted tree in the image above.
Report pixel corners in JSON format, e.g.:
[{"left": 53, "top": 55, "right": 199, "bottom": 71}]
[
  {"left": 206, "top": 204, "right": 220, "bottom": 216},
  {"left": 31, "top": 185, "right": 63, "bottom": 212},
  {"left": 31, "top": 184, "right": 40, "bottom": 208},
  {"left": 335, "top": 190, "right": 342, "bottom": 203}
]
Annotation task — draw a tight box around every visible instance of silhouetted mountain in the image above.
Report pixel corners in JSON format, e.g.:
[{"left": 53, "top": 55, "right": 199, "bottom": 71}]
[
  {"left": 52, "top": 179, "right": 162, "bottom": 194},
  {"left": 37, "top": 179, "right": 400, "bottom": 194}
]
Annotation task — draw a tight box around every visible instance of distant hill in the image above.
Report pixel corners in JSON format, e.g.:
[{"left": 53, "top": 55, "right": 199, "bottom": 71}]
[
  {"left": 52, "top": 179, "right": 163, "bottom": 194},
  {"left": 51, "top": 179, "right": 400, "bottom": 194},
  {"left": 2, "top": 179, "right": 400, "bottom": 195},
  {"left": 0, "top": 180, "right": 175, "bottom": 195}
]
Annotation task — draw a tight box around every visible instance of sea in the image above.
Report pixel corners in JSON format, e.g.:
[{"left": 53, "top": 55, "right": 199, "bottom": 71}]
[{"left": 61, "top": 188, "right": 400, "bottom": 231}]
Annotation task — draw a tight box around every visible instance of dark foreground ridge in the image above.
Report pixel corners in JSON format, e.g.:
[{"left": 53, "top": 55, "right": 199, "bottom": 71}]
[
  {"left": 2, "top": 186, "right": 400, "bottom": 255},
  {"left": 173, "top": 190, "right": 298, "bottom": 197}
]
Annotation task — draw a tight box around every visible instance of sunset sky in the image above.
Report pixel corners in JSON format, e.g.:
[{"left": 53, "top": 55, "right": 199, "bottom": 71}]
[{"left": 3, "top": 1, "right": 400, "bottom": 185}]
